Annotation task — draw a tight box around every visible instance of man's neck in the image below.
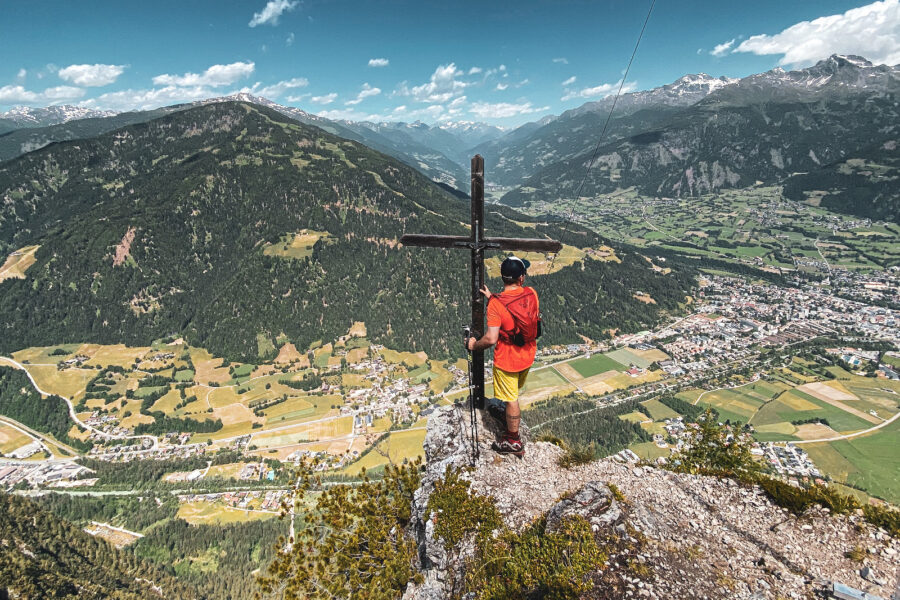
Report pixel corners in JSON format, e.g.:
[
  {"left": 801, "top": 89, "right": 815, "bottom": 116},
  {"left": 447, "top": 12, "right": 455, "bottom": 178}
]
[{"left": 503, "top": 283, "right": 523, "bottom": 292}]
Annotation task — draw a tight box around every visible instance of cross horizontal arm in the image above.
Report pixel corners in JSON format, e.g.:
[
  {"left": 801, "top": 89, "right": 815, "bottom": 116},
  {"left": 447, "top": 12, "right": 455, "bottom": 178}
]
[{"left": 400, "top": 234, "right": 562, "bottom": 253}]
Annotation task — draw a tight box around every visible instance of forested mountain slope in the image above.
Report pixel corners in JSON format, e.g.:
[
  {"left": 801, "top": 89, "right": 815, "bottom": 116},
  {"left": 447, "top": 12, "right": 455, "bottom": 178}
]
[
  {"left": 0, "top": 492, "right": 203, "bottom": 599},
  {"left": 501, "top": 56, "right": 899, "bottom": 207},
  {"left": 783, "top": 137, "right": 900, "bottom": 224},
  {"left": 0, "top": 101, "right": 693, "bottom": 361}
]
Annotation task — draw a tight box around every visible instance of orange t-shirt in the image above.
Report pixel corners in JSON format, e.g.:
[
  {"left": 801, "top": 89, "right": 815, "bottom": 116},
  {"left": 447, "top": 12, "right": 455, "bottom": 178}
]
[{"left": 487, "top": 286, "right": 538, "bottom": 373}]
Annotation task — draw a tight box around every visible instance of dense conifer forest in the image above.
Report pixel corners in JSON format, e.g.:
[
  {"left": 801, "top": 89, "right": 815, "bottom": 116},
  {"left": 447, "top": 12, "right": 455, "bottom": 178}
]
[
  {"left": 0, "top": 102, "right": 694, "bottom": 362},
  {"left": 0, "top": 492, "right": 203, "bottom": 599}
]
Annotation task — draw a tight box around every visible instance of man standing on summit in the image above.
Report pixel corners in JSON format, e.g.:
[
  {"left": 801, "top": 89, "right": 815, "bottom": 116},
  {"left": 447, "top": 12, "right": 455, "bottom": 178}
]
[{"left": 467, "top": 256, "right": 541, "bottom": 456}]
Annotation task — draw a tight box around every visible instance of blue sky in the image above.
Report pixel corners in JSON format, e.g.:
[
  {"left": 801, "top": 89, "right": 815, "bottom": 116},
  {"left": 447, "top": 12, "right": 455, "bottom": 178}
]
[{"left": 2, "top": 0, "right": 898, "bottom": 125}]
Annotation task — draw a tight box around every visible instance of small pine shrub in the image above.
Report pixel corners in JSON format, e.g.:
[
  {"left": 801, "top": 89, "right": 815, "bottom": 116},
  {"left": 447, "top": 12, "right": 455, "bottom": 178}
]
[
  {"left": 558, "top": 443, "right": 599, "bottom": 469},
  {"left": 469, "top": 516, "right": 606, "bottom": 600}
]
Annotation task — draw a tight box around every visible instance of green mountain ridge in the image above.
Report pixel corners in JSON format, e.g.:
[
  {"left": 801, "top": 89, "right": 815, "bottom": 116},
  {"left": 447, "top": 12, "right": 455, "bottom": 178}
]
[{"left": 0, "top": 101, "right": 692, "bottom": 361}]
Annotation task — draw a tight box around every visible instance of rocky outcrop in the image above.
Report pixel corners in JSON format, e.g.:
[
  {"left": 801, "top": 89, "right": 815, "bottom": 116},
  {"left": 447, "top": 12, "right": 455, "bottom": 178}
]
[{"left": 404, "top": 403, "right": 899, "bottom": 600}]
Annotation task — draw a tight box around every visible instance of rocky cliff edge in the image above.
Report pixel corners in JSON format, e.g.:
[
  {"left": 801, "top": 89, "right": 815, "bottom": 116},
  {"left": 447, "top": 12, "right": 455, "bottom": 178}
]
[{"left": 402, "top": 403, "right": 898, "bottom": 600}]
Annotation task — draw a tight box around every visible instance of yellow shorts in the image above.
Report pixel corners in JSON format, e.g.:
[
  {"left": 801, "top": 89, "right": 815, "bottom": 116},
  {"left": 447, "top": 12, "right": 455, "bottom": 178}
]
[{"left": 492, "top": 365, "right": 530, "bottom": 403}]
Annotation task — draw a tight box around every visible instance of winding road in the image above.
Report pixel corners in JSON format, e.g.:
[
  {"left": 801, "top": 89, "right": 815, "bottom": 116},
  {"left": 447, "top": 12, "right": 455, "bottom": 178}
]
[{"left": 0, "top": 356, "right": 158, "bottom": 450}]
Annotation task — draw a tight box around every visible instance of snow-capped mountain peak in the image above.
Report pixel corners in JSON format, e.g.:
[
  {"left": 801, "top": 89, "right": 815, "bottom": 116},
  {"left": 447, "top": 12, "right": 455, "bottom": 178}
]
[{"left": 0, "top": 105, "right": 118, "bottom": 128}]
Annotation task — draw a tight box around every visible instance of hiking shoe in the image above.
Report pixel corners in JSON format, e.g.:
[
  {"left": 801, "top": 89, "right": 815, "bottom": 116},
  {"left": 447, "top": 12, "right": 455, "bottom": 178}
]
[{"left": 491, "top": 437, "right": 525, "bottom": 457}]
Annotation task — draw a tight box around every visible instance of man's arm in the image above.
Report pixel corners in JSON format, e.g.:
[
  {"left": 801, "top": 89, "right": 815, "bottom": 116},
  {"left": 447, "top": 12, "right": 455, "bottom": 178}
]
[{"left": 468, "top": 326, "right": 500, "bottom": 351}]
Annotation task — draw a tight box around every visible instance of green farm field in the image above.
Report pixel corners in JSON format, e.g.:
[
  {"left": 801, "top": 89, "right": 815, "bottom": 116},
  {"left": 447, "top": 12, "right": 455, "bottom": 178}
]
[
  {"left": 804, "top": 417, "right": 900, "bottom": 504},
  {"left": 640, "top": 398, "right": 679, "bottom": 421},
  {"left": 568, "top": 354, "right": 626, "bottom": 378}
]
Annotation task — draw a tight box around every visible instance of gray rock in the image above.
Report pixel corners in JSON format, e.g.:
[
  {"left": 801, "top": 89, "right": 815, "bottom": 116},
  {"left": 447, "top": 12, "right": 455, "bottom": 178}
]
[{"left": 545, "top": 481, "right": 622, "bottom": 534}]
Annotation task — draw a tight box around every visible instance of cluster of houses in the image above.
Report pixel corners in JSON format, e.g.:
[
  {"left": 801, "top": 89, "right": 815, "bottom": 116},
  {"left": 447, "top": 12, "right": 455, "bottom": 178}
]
[
  {"left": 756, "top": 442, "right": 823, "bottom": 482},
  {"left": 0, "top": 461, "right": 93, "bottom": 489},
  {"left": 177, "top": 489, "right": 287, "bottom": 512}
]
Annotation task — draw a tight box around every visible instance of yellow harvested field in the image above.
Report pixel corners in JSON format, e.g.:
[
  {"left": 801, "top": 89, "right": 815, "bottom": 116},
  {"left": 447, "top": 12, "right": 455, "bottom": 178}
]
[
  {"left": 604, "top": 370, "right": 662, "bottom": 390},
  {"left": 348, "top": 321, "right": 367, "bottom": 337},
  {"left": 24, "top": 365, "right": 93, "bottom": 399},
  {"left": 248, "top": 441, "right": 333, "bottom": 460},
  {"left": 262, "top": 396, "right": 316, "bottom": 420},
  {"left": 779, "top": 393, "right": 820, "bottom": 411},
  {"left": 66, "top": 424, "right": 92, "bottom": 442},
  {"left": 205, "top": 462, "right": 247, "bottom": 479},
  {"left": 263, "top": 229, "right": 332, "bottom": 259},
  {"left": 581, "top": 379, "right": 616, "bottom": 395},
  {"left": 253, "top": 416, "right": 353, "bottom": 448},
  {"left": 213, "top": 403, "right": 261, "bottom": 426},
  {"left": 0, "top": 245, "right": 39, "bottom": 282},
  {"left": 632, "top": 348, "right": 670, "bottom": 362},
  {"left": 0, "top": 424, "right": 33, "bottom": 454},
  {"left": 342, "top": 373, "right": 373, "bottom": 388},
  {"left": 177, "top": 502, "right": 277, "bottom": 525},
  {"left": 555, "top": 362, "right": 585, "bottom": 382},
  {"left": 794, "top": 422, "right": 840, "bottom": 440},
  {"left": 190, "top": 348, "right": 232, "bottom": 384},
  {"left": 82, "top": 344, "right": 151, "bottom": 368},
  {"left": 486, "top": 244, "right": 584, "bottom": 277},
  {"left": 633, "top": 293, "right": 656, "bottom": 304},
  {"left": 801, "top": 381, "right": 857, "bottom": 402},
  {"left": 340, "top": 428, "right": 426, "bottom": 475},
  {"left": 119, "top": 400, "right": 154, "bottom": 428},
  {"left": 150, "top": 389, "right": 183, "bottom": 413},
  {"left": 274, "top": 343, "right": 305, "bottom": 365},
  {"left": 752, "top": 422, "right": 796, "bottom": 435},
  {"left": 347, "top": 347, "right": 368, "bottom": 363},
  {"left": 380, "top": 348, "right": 427, "bottom": 367}
]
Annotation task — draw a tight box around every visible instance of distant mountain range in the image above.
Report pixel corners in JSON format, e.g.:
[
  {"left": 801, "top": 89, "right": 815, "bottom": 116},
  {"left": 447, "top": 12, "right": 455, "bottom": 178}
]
[
  {"left": 500, "top": 55, "right": 900, "bottom": 223},
  {"left": 2, "top": 55, "right": 897, "bottom": 224}
]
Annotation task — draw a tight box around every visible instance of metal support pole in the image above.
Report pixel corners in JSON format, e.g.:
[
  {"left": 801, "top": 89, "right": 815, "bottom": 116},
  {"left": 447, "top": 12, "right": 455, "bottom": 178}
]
[{"left": 470, "top": 155, "right": 486, "bottom": 409}]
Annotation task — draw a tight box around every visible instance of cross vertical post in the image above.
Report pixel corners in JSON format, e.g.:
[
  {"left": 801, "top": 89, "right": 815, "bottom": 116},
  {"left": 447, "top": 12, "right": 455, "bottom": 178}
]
[
  {"left": 470, "top": 155, "right": 486, "bottom": 409},
  {"left": 399, "top": 155, "right": 562, "bottom": 412}
]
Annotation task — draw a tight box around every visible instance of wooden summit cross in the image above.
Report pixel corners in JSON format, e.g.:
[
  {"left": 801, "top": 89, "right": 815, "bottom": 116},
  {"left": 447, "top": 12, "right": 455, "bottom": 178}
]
[{"left": 400, "top": 155, "right": 561, "bottom": 409}]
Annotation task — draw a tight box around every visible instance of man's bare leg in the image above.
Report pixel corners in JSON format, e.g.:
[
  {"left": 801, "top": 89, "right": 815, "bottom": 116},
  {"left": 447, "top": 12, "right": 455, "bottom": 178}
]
[{"left": 505, "top": 401, "right": 521, "bottom": 436}]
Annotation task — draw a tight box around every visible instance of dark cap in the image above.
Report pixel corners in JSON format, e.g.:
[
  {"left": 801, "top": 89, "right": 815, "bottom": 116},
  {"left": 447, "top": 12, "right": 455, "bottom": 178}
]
[{"left": 500, "top": 255, "right": 530, "bottom": 280}]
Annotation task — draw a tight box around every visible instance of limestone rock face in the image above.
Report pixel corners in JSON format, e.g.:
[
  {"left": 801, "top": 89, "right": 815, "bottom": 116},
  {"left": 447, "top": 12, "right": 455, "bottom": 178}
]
[{"left": 403, "top": 403, "right": 899, "bottom": 600}]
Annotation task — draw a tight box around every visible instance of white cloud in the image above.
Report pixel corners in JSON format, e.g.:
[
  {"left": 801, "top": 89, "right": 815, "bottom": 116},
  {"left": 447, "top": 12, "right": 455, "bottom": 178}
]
[
  {"left": 495, "top": 83, "right": 508, "bottom": 91},
  {"left": 317, "top": 107, "right": 385, "bottom": 121},
  {"left": 345, "top": 83, "right": 381, "bottom": 105},
  {"left": 469, "top": 101, "right": 548, "bottom": 119},
  {"left": 733, "top": 0, "right": 900, "bottom": 66},
  {"left": 243, "top": 77, "right": 308, "bottom": 99},
  {"left": 468, "top": 66, "right": 482, "bottom": 75},
  {"left": 78, "top": 86, "right": 216, "bottom": 111},
  {"left": 552, "top": 57, "right": 568, "bottom": 64},
  {"left": 311, "top": 92, "right": 338, "bottom": 104},
  {"left": 368, "top": 58, "right": 389, "bottom": 67},
  {"left": 561, "top": 79, "right": 636, "bottom": 101},
  {"left": 286, "top": 32, "right": 295, "bottom": 46},
  {"left": 400, "top": 63, "right": 468, "bottom": 103},
  {"left": 562, "top": 75, "right": 577, "bottom": 86},
  {"left": 0, "top": 84, "right": 85, "bottom": 105},
  {"left": 153, "top": 62, "right": 255, "bottom": 87},
  {"left": 248, "top": 0, "right": 298, "bottom": 27},
  {"left": 58, "top": 63, "right": 125, "bottom": 87},
  {"left": 499, "top": 64, "right": 506, "bottom": 71},
  {"left": 285, "top": 93, "right": 309, "bottom": 102},
  {"left": 710, "top": 38, "right": 736, "bottom": 57},
  {"left": 16, "top": 69, "right": 27, "bottom": 82}
]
